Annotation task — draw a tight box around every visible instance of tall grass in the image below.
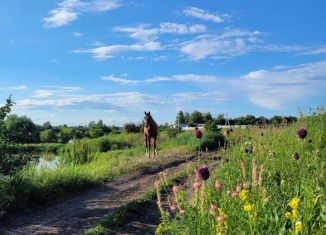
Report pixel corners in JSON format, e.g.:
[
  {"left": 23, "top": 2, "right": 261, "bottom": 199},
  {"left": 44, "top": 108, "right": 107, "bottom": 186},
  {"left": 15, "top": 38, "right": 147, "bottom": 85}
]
[
  {"left": 0, "top": 129, "right": 222, "bottom": 213},
  {"left": 156, "top": 114, "right": 326, "bottom": 234}
]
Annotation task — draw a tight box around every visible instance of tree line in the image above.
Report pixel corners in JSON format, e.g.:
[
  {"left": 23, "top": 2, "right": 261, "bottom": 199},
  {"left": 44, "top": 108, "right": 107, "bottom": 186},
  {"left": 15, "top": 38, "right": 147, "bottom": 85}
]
[{"left": 175, "top": 110, "right": 297, "bottom": 126}]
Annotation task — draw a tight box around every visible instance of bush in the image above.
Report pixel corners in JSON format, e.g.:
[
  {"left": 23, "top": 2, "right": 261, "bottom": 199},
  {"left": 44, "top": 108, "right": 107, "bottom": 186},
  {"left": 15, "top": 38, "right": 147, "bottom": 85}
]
[
  {"left": 166, "top": 127, "right": 180, "bottom": 138},
  {"left": 200, "top": 131, "right": 224, "bottom": 150}
]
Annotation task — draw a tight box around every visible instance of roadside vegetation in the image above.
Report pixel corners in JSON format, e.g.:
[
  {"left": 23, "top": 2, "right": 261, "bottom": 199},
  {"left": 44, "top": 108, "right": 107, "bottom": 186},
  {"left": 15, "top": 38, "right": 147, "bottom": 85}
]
[{"left": 155, "top": 111, "right": 326, "bottom": 234}]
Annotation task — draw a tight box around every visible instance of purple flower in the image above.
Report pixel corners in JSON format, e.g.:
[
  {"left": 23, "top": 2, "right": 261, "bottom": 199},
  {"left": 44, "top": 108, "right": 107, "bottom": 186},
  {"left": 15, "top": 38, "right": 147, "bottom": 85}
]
[
  {"left": 197, "top": 166, "right": 210, "bottom": 181},
  {"left": 195, "top": 130, "right": 202, "bottom": 139},
  {"left": 297, "top": 127, "right": 307, "bottom": 139}
]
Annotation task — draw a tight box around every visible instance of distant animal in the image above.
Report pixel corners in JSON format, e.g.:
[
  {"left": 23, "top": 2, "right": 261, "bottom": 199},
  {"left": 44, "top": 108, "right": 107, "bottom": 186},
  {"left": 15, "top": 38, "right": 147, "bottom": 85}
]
[{"left": 143, "top": 111, "right": 158, "bottom": 158}]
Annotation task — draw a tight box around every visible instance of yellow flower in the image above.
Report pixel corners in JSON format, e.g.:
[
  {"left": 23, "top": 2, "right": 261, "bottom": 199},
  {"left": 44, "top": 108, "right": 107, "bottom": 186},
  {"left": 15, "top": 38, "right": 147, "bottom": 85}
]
[
  {"left": 292, "top": 209, "right": 298, "bottom": 219},
  {"left": 295, "top": 221, "right": 303, "bottom": 234},
  {"left": 285, "top": 211, "right": 292, "bottom": 219},
  {"left": 239, "top": 189, "right": 249, "bottom": 201},
  {"left": 243, "top": 203, "right": 252, "bottom": 212},
  {"left": 288, "top": 197, "right": 300, "bottom": 210}
]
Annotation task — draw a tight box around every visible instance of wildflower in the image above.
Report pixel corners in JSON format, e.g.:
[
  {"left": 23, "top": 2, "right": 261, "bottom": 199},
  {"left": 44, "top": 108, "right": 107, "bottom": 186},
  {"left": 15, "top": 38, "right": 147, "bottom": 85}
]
[
  {"left": 295, "top": 221, "right": 303, "bottom": 234},
  {"left": 223, "top": 130, "right": 230, "bottom": 137},
  {"left": 192, "top": 181, "right": 202, "bottom": 190},
  {"left": 285, "top": 211, "right": 292, "bottom": 219},
  {"left": 169, "top": 204, "right": 177, "bottom": 211},
  {"left": 217, "top": 215, "right": 225, "bottom": 224},
  {"left": 195, "top": 128, "right": 202, "bottom": 139},
  {"left": 239, "top": 189, "right": 249, "bottom": 201},
  {"left": 197, "top": 166, "right": 210, "bottom": 181},
  {"left": 162, "top": 170, "right": 168, "bottom": 177},
  {"left": 288, "top": 197, "right": 300, "bottom": 210},
  {"left": 215, "top": 180, "right": 222, "bottom": 190},
  {"left": 231, "top": 190, "right": 238, "bottom": 198},
  {"left": 292, "top": 152, "right": 300, "bottom": 161},
  {"left": 243, "top": 203, "right": 252, "bottom": 212},
  {"left": 179, "top": 209, "right": 185, "bottom": 215},
  {"left": 242, "top": 181, "right": 250, "bottom": 189},
  {"left": 172, "top": 185, "right": 179, "bottom": 193},
  {"left": 210, "top": 204, "right": 217, "bottom": 215},
  {"left": 297, "top": 127, "right": 307, "bottom": 139}
]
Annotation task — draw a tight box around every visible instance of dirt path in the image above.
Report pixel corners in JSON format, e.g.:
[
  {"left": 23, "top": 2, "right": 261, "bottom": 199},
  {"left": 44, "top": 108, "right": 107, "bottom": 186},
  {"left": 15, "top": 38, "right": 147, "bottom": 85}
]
[
  {"left": 0, "top": 151, "right": 218, "bottom": 235},
  {"left": 107, "top": 158, "right": 221, "bottom": 235}
]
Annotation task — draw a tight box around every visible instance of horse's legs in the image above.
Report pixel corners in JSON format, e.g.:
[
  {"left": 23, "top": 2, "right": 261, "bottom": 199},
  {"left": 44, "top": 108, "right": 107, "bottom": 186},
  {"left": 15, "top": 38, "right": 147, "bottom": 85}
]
[
  {"left": 154, "top": 137, "right": 158, "bottom": 157},
  {"left": 148, "top": 137, "right": 151, "bottom": 158},
  {"left": 145, "top": 135, "right": 149, "bottom": 158}
]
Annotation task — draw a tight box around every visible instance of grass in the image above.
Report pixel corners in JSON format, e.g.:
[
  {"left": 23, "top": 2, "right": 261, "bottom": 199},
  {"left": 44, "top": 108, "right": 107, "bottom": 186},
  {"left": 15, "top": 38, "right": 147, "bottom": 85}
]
[
  {"left": 155, "top": 114, "right": 326, "bottom": 234},
  {"left": 0, "top": 130, "right": 214, "bottom": 213}
]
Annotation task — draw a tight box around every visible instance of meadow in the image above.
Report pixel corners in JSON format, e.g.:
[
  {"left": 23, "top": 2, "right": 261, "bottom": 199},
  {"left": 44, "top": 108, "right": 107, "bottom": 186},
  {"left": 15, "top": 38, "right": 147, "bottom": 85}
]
[
  {"left": 0, "top": 129, "right": 221, "bottom": 214},
  {"left": 155, "top": 114, "right": 326, "bottom": 234}
]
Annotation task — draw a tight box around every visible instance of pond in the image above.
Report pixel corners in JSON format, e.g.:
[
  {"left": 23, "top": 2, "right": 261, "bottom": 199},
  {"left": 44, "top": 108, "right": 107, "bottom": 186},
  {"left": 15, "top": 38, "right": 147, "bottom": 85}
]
[{"left": 32, "top": 156, "right": 64, "bottom": 171}]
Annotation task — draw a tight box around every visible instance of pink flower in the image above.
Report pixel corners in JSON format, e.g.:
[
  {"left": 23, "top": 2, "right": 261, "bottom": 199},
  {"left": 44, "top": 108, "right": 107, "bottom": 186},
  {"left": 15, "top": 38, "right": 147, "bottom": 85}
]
[
  {"left": 297, "top": 127, "right": 307, "bottom": 139},
  {"left": 210, "top": 204, "right": 217, "bottom": 215},
  {"left": 170, "top": 204, "right": 177, "bottom": 211},
  {"left": 192, "top": 181, "right": 202, "bottom": 190},
  {"left": 231, "top": 190, "right": 238, "bottom": 198},
  {"left": 217, "top": 215, "right": 225, "bottom": 224},
  {"left": 172, "top": 185, "right": 179, "bottom": 193},
  {"left": 215, "top": 180, "right": 222, "bottom": 190}
]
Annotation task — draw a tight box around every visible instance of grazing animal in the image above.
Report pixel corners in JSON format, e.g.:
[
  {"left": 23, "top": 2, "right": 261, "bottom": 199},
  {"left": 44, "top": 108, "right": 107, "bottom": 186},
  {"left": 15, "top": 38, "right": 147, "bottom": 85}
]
[{"left": 143, "top": 111, "right": 158, "bottom": 158}]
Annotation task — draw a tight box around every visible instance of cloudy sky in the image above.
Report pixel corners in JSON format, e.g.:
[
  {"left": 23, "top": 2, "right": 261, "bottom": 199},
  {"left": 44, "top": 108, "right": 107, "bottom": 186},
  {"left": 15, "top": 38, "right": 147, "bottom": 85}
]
[{"left": 0, "top": 0, "right": 325, "bottom": 125}]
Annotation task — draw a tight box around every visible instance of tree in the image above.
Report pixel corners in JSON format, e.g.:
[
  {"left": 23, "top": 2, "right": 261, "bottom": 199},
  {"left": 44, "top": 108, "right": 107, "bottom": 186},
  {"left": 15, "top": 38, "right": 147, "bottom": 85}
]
[
  {"left": 270, "top": 115, "right": 283, "bottom": 125},
  {"left": 204, "top": 112, "right": 213, "bottom": 123},
  {"left": 215, "top": 114, "right": 225, "bottom": 125},
  {"left": 189, "top": 111, "right": 205, "bottom": 124},
  {"left": 176, "top": 111, "right": 186, "bottom": 125},
  {"left": 40, "top": 129, "right": 57, "bottom": 143},
  {"left": 5, "top": 114, "right": 39, "bottom": 143},
  {"left": 58, "top": 125, "right": 73, "bottom": 143},
  {"left": 123, "top": 122, "right": 141, "bottom": 133}
]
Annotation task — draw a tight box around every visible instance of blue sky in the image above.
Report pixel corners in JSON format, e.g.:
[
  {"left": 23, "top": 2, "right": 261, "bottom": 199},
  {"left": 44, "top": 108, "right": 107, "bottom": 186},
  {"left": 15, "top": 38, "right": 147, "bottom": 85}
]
[{"left": 0, "top": 0, "right": 325, "bottom": 125}]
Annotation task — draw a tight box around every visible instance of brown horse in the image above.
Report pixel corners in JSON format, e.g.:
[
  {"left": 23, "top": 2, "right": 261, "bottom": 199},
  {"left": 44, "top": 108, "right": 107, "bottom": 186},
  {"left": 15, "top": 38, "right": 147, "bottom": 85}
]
[{"left": 143, "top": 111, "right": 158, "bottom": 158}]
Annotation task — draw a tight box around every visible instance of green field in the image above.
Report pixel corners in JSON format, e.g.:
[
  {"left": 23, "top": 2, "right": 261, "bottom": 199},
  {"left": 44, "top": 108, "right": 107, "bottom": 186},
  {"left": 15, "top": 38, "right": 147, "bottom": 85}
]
[{"left": 155, "top": 114, "right": 326, "bottom": 234}]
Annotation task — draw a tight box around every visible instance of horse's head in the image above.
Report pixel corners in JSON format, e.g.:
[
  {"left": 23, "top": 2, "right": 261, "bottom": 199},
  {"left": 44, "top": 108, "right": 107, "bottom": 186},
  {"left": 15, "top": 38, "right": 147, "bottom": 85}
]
[{"left": 144, "top": 111, "right": 151, "bottom": 128}]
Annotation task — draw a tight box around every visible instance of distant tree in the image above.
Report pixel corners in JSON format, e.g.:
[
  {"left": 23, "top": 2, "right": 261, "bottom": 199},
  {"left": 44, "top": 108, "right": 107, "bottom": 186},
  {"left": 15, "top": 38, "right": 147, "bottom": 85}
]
[
  {"left": 189, "top": 111, "right": 205, "bottom": 124},
  {"left": 204, "top": 112, "right": 213, "bottom": 123},
  {"left": 58, "top": 125, "right": 73, "bottom": 143},
  {"left": 215, "top": 114, "right": 225, "bottom": 125},
  {"left": 176, "top": 111, "right": 186, "bottom": 124},
  {"left": 256, "top": 116, "right": 268, "bottom": 124},
  {"left": 5, "top": 114, "right": 39, "bottom": 143},
  {"left": 42, "top": 121, "right": 52, "bottom": 130},
  {"left": 123, "top": 122, "right": 141, "bottom": 133},
  {"left": 87, "top": 120, "right": 105, "bottom": 138},
  {"left": 184, "top": 112, "right": 190, "bottom": 124},
  {"left": 40, "top": 129, "right": 57, "bottom": 143},
  {"left": 270, "top": 115, "right": 283, "bottom": 125}
]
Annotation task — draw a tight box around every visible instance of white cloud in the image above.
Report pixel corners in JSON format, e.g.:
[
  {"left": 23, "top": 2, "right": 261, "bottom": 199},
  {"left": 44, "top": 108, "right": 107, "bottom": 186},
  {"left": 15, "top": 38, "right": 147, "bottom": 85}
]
[
  {"left": 182, "top": 6, "right": 230, "bottom": 23},
  {"left": 34, "top": 86, "right": 82, "bottom": 98},
  {"left": 102, "top": 73, "right": 218, "bottom": 85},
  {"left": 180, "top": 34, "right": 249, "bottom": 60},
  {"left": 73, "top": 32, "right": 83, "bottom": 37},
  {"left": 0, "top": 85, "right": 28, "bottom": 91},
  {"left": 301, "top": 46, "right": 326, "bottom": 55},
  {"left": 43, "top": 0, "right": 121, "bottom": 28},
  {"left": 146, "top": 74, "right": 217, "bottom": 83},
  {"left": 102, "top": 75, "right": 139, "bottom": 85},
  {"left": 73, "top": 41, "right": 161, "bottom": 60},
  {"left": 242, "top": 60, "right": 326, "bottom": 109}
]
